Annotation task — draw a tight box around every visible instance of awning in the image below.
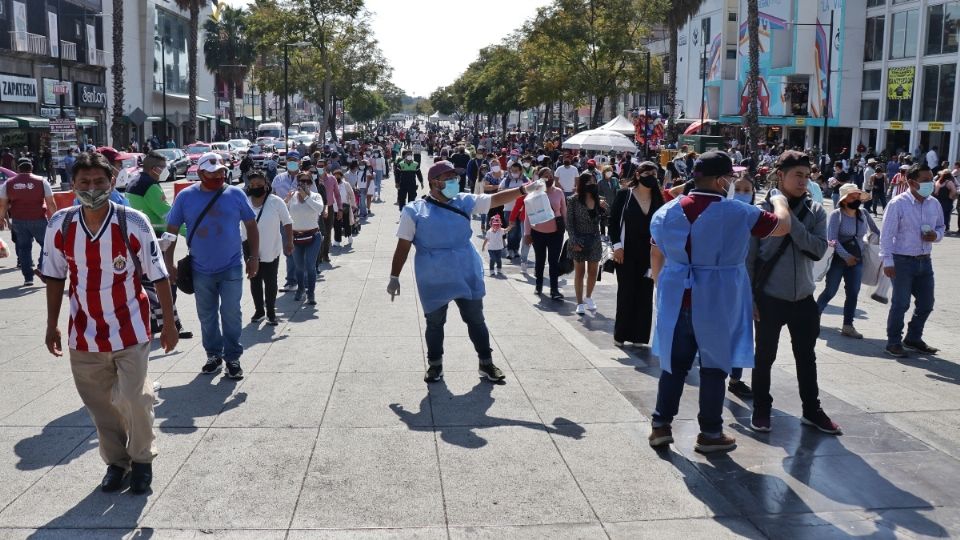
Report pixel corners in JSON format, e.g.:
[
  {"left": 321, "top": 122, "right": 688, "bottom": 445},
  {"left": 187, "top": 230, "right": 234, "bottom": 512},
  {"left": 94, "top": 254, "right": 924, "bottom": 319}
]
[
  {"left": 146, "top": 116, "right": 162, "bottom": 122},
  {"left": 198, "top": 114, "right": 213, "bottom": 122},
  {"left": 682, "top": 119, "right": 715, "bottom": 135},
  {"left": 76, "top": 117, "right": 98, "bottom": 127},
  {"left": 241, "top": 115, "right": 262, "bottom": 122},
  {"left": 4, "top": 116, "right": 49, "bottom": 128},
  {"left": 162, "top": 92, "right": 208, "bottom": 102},
  {"left": 0, "top": 117, "right": 19, "bottom": 129},
  {"left": 219, "top": 118, "right": 230, "bottom": 126}
]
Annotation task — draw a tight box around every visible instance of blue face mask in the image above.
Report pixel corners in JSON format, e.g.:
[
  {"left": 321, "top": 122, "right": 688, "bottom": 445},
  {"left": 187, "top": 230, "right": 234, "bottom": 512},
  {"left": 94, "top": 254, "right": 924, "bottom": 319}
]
[
  {"left": 287, "top": 162, "right": 299, "bottom": 172},
  {"left": 733, "top": 193, "right": 753, "bottom": 204},
  {"left": 916, "top": 182, "right": 934, "bottom": 198},
  {"left": 441, "top": 179, "right": 460, "bottom": 199}
]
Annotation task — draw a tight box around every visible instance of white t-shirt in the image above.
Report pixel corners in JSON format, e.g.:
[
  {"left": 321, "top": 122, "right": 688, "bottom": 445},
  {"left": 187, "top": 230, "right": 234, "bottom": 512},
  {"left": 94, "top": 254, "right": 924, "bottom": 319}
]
[
  {"left": 926, "top": 150, "right": 939, "bottom": 169},
  {"left": 498, "top": 175, "right": 525, "bottom": 211},
  {"left": 243, "top": 194, "right": 292, "bottom": 262},
  {"left": 396, "top": 194, "right": 493, "bottom": 241},
  {"left": 287, "top": 192, "right": 325, "bottom": 231},
  {"left": 554, "top": 165, "right": 578, "bottom": 193},
  {"left": 484, "top": 228, "right": 506, "bottom": 250},
  {"left": 345, "top": 169, "right": 362, "bottom": 188}
]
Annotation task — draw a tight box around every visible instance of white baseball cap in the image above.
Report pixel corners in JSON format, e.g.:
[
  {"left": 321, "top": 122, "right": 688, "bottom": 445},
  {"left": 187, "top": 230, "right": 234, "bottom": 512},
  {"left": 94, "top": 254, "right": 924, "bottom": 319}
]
[{"left": 198, "top": 152, "right": 228, "bottom": 173}]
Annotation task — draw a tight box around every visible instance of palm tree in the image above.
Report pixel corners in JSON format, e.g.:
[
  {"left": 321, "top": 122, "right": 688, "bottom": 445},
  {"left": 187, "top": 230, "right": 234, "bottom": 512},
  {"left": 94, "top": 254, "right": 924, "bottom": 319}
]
[
  {"left": 745, "top": 0, "right": 762, "bottom": 166},
  {"left": 665, "top": 0, "right": 706, "bottom": 143},
  {"left": 174, "top": 0, "right": 209, "bottom": 143},
  {"left": 203, "top": 6, "right": 254, "bottom": 133},
  {"left": 110, "top": 0, "right": 124, "bottom": 146}
]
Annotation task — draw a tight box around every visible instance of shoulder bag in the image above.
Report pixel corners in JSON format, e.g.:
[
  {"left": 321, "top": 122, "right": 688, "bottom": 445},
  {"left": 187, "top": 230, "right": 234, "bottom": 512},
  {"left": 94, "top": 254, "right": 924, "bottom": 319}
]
[{"left": 177, "top": 187, "right": 225, "bottom": 294}]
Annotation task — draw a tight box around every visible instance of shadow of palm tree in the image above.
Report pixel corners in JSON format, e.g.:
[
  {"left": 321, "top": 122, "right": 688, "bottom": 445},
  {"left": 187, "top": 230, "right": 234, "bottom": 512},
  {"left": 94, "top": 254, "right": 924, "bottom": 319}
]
[
  {"left": 15, "top": 408, "right": 97, "bottom": 471},
  {"left": 390, "top": 379, "right": 585, "bottom": 449}
]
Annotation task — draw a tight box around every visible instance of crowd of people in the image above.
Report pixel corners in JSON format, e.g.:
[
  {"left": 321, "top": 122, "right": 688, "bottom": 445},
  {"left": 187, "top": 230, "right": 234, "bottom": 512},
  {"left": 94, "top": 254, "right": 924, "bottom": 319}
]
[{"left": 0, "top": 120, "right": 954, "bottom": 494}]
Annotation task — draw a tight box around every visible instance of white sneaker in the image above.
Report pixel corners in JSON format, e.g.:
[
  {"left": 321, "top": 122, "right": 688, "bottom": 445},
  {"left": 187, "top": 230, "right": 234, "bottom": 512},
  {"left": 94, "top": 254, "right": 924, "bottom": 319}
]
[
  {"left": 347, "top": 237, "right": 353, "bottom": 246},
  {"left": 585, "top": 298, "right": 597, "bottom": 311},
  {"left": 490, "top": 270, "right": 496, "bottom": 276},
  {"left": 520, "top": 261, "right": 528, "bottom": 271},
  {"left": 575, "top": 304, "right": 586, "bottom": 315}
]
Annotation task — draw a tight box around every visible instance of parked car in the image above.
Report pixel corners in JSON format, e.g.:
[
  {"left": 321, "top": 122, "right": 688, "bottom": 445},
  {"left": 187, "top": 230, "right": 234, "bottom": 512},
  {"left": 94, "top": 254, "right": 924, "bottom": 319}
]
[
  {"left": 184, "top": 142, "right": 212, "bottom": 165},
  {"left": 113, "top": 153, "right": 145, "bottom": 191},
  {"left": 228, "top": 139, "right": 252, "bottom": 157},
  {"left": 153, "top": 148, "right": 189, "bottom": 179}
]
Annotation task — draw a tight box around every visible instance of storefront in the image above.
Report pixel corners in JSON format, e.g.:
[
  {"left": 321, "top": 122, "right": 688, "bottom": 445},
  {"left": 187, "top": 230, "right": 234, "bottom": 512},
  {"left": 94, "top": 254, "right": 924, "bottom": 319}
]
[
  {"left": 0, "top": 73, "right": 44, "bottom": 153},
  {"left": 75, "top": 82, "right": 107, "bottom": 147}
]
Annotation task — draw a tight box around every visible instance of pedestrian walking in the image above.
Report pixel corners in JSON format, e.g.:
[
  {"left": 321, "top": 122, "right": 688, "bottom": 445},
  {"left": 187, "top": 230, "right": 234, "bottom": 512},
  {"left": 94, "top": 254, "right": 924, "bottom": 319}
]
[
  {"left": 42, "top": 151, "right": 177, "bottom": 494},
  {"left": 933, "top": 169, "right": 957, "bottom": 234},
  {"left": 245, "top": 172, "right": 292, "bottom": 324},
  {"left": 395, "top": 149, "right": 423, "bottom": 210},
  {"left": 523, "top": 167, "right": 567, "bottom": 295},
  {"left": 482, "top": 215, "right": 506, "bottom": 276},
  {"left": 566, "top": 172, "right": 607, "bottom": 315},
  {"left": 285, "top": 172, "right": 325, "bottom": 304},
  {"left": 499, "top": 163, "right": 527, "bottom": 259},
  {"left": 0, "top": 158, "right": 58, "bottom": 286},
  {"left": 271, "top": 151, "right": 303, "bottom": 291},
  {"left": 164, "top": 152, "right": 259, "bottom": 379},
  {"left": 648, "top": 150, "right": 791, "bottom": 453},
  {"left": 880, "top": 163, "right": 945, "bottom": 358}
]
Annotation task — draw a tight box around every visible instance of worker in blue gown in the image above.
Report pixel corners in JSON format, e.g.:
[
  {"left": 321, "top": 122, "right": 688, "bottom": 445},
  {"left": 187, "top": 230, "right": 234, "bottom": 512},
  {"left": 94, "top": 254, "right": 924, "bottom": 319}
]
[
  {"left": 645, "top": 151, "right": 792, "bottom": 453},
  {"left": 388, "top": 160, "right": 537, "bottom": 383}
]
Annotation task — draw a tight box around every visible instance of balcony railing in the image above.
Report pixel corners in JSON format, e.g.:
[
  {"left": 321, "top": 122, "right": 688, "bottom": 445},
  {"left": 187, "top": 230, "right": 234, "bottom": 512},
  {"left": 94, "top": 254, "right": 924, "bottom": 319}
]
[
  {"left": 93, "top": 49, "right": 107, "bottom": 67},
  {"left": 59, "top": 40, "right": 77, "bottom": 61},
  {"left": 9, "top": 31, "right": 48, "bottom": 56}
]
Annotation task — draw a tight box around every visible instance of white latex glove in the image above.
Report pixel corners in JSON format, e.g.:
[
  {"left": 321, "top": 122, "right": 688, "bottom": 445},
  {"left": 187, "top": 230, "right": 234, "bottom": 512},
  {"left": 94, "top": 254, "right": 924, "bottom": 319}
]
[
  {"left": 768, "top": 188, "right": 787, "bottom": 204},
  {"left": 387, "top": 276, "right": 400, "bottom": 301}
]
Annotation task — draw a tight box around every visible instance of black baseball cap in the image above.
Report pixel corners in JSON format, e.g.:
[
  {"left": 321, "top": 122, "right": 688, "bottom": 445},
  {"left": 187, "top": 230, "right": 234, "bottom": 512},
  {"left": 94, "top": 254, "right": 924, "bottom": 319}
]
[
  {"left": 776, "top": 150, "right": 811, "bottom": 171},
  {"left": 692, "top": 151, "right": 734, "bottom": 178}
]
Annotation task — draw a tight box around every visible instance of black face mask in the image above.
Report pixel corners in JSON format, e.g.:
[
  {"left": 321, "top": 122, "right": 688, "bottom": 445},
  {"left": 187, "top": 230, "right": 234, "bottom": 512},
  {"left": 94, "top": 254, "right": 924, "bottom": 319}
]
[
  {"left": 845, "top": 200, "right": 862, "bottom": 211},
  {"left": 582, "top": 184, "right": 599, "bottom": 196},
  {"left": 634, "top": 175, "right": 659, "bottom": 189},
  {"left": 246, "top": 186, "right": 266, "bottom": 198}
]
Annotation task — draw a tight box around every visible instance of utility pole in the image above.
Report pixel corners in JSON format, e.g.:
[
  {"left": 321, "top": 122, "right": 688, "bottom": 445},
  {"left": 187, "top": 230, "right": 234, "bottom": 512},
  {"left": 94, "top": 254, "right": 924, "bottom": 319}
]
[
  {"left": 155, "top": 36, "right": 168, "bottom": 144},
  {"left": 700, "top": 17, "right": 709, "bottom": 130},
  {"left": 819, "top": 11, "right": 835, "bottom": 160}
]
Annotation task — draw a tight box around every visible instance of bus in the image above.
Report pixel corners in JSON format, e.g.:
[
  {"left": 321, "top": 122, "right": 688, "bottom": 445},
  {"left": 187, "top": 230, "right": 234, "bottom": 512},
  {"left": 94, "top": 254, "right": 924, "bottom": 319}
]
[{"left": 256, "top": 122, "right": 283, "bottom": 140}]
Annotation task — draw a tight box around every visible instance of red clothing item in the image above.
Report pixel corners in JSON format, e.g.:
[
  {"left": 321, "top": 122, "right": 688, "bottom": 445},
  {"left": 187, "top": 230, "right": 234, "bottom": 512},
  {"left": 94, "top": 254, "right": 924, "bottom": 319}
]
[
  {"left": 675, "top": 191, "right": 778, "bottom": 308},
  {"left": 522, "top": 186, "right": 567, "bottom": 235},
  {"left": 2, "top": 173, "right": 50, "bottom": 220},
  {"left": 498, "top": 156, "right": 508, "bottom": 170}
]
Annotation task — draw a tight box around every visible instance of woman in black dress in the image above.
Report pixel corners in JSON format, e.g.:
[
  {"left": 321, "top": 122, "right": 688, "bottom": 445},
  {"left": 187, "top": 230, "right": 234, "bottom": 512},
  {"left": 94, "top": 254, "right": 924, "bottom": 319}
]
[{"left": 609, "top": 162, "right": 664, "bottom": 347}]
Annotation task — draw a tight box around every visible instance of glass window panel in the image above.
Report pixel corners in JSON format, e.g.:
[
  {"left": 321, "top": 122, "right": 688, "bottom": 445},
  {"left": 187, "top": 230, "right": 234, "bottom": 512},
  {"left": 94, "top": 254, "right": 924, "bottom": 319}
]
[
  {"left": 890, "top": 10, "right": 918, "bottom": 59},
  {"left": 921, "top": 65, "right": 939, "bottom": 121},
  {"left": 945, "top": 3, "right": 960, "bottom": 54},
  {"left": 864, "top": 16, "right": 885, "bottom": 61},
  {"left": 937, "top": 64, "right": 956, "bottom": 122},
  {"left": 861, "top": 99, "right": 880, "bottom": 120},
  {"left": 927, "top": 5, "right": 944, "bottom": 55},
  {"left": 867, "top": 0, "right": 885, "bottom": 6},
  {"left": 863, "top": 69, "right": 882, "bottom": 91}
]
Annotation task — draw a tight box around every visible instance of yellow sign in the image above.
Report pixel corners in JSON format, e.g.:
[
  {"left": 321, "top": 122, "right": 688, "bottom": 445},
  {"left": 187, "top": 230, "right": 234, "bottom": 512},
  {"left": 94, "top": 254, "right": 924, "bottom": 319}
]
[
  {"left": 889, "top": 121, "right": 904, "bottom": 130},
  {"left": 929, "top": 122, "right": 945, "bottom": 131},
  {"left": 887, "top": 67, "right": 915, "bottom": 100},
  {"left": 795, "top": 117, "right": 806, "bottom": 126}
]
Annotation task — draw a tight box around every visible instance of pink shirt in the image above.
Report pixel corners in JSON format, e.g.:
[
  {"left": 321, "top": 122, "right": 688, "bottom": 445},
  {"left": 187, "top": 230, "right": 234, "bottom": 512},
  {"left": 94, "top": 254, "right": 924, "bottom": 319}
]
[
  {"left": 523, "top": 186, "right": 567, "bottom": 235},
  {"left": 321, "top": 173, "right": 342, "bottom": 210}
]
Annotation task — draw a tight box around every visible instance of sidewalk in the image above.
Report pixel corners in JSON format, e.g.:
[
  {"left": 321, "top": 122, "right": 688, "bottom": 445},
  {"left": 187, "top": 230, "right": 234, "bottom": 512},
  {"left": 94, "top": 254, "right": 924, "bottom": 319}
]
[{"left": 0, "top": 171, "right": 958, "bottom": 538}]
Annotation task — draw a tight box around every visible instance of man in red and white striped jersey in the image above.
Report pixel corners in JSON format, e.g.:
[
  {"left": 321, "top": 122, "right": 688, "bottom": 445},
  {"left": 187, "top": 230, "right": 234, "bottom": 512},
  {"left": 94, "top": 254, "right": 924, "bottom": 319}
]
[{"left": 42, "top": 152, "right": 177, "bottom": 495}]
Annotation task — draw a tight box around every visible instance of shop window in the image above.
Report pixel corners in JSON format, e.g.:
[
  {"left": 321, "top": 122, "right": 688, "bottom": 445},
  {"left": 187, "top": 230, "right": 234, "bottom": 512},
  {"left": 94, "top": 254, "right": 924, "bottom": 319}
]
[
  {"left": 863, "top": 69, "right": 882, "bottom": 91},
  {"left": 889, "top": 10, "right": 918, "bottom": 59},
  {"left": 926, "top": 3, "right": 960, "bottom": 56},
  {"left": 860, "top": 99, "right": 880, "bottom": 120},
  {"left": 864, "top": 16, "right": 885, "bottom": 62},
  {"left": 921, "top": 64, "right": 956, "bottom": 122}
]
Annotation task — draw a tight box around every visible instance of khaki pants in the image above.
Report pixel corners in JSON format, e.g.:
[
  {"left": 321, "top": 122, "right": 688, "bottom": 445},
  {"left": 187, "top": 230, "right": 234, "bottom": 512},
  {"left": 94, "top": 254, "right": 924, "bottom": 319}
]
[{"left": 70, "top": 342, "right": 157, "bottom": 468}]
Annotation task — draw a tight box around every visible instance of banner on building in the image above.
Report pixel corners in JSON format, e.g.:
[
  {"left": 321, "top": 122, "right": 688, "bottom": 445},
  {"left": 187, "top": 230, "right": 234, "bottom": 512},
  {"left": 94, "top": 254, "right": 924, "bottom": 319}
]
[
  {"left": 0, "top": 74, "right": 38, "bottom": 103},
  {"left": 887, "top": 67, "right": 915, "bottom": 100}
]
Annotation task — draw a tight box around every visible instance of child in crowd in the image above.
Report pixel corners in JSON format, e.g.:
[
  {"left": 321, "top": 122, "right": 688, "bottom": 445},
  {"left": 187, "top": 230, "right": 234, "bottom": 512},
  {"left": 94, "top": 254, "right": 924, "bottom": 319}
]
[{"left": 482, "top": 215, "right": 507, "bottom": 276}]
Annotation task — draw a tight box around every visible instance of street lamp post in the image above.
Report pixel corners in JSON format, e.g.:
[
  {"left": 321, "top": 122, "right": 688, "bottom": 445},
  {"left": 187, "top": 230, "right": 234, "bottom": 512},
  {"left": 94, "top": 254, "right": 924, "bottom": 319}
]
[
  {"left": 283, "top": 42, "right": 309, "bottom": 146},
  {"left": 155, "top": 36, "right": 168, "bottom": 144}
]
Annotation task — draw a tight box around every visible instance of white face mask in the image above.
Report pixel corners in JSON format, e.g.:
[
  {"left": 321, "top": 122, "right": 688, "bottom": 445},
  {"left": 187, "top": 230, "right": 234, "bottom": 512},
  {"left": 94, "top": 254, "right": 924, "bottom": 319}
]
[{"left": 157, "top": 166, "right": 170, "bottom": 183}]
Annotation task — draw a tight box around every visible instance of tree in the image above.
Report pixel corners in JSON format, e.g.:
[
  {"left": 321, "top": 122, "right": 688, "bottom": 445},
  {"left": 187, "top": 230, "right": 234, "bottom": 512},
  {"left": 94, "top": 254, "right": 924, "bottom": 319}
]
[
  {"left": 377, "top": 80, "right": 404, "bottom": 113},
  {"left": 664, "top": 0, "right": 706, "bottom": 142},
  {"left": 414, "top": 98, "right": 433, "bottom": 116},
  {"left": 203, "top": 6, "right": 255, "bottom": 131},
  {"left": 110, "top": 0, "right": 124, "bottom": 145},
  {"left": 346, "top": 88, "right": 388, "bottom": 124},
  {"left": 429, "top": 86, "right": 458, "bottom": 116},
  {"left": 174, "top": 0, "right": 210, "bottom": 143},
  {"left": 745, "top": 0, "right": 762, "bottom": 165}
]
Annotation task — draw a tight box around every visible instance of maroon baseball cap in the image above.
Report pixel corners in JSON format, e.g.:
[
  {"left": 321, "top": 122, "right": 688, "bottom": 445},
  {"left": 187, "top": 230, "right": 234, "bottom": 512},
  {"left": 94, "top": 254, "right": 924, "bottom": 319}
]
[
  {"left": 427, "top": 160, "right": 464, "bottom": 181},
  {"left": 95, "top": 146, "right": 133, "bottom": 164}
]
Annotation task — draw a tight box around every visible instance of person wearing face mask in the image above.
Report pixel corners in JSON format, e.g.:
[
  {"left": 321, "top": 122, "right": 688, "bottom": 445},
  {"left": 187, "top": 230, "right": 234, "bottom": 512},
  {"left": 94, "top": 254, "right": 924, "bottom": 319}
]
[
  {"left": 609, "top": 162, "right": 662, "bottom": 347},
  {"left": 388, "top": 160, "right": 534, "bottom": 383},
  {"left": 395, "top": 150, "right": 424, "bottom": 210},
  {"left": 648, "top": 150, "right": 791, "bottom": 453},
  {"left": 271, "top": 152, "right": 303, "bottom": 291},
  {"left": 0, "top": 157, "right": 58, "bottom": 286},
  {"left": 815, "top": 183, "right": 880, "bottom": 340},
  {"left": 244, "top": 172, "right": 293, "bottom": 324},
  {"left": 42, "top": 151, "right": 177, "bottom": 495},
  {"left": 585, "top": 159, "right": 601, "bottom": 183},
  {"left": 597, "top": 165, "right": 620, "bottom": 239},
  {"left": 372, "top": 149, "right": 386, "bottom": 203},
  {"left": 748, "top": 150, "right": 837, "bottom": 436},
  {"left": 566, "top": 172, "right": 608, "bottom": 313},
  {"left": 285, "top": 172, "right": 326, "bottom": 304},
  {"left": 521, "top": 168, "right": 567, "bottom": 291},
  {"left": 553, "top": 158, "right": 579, "bottom": 197},
  {"left": 164, "top": 152, "right": 259, "bottom": 381},
  {"left": 521, "top": 157, "right": 536, "bottom": 179},
  {"left": 880, "top": 163, "right": 945, "bottom": 358},
  {"left": 499, "top": 163, "right": 527, "bottom": 259}
]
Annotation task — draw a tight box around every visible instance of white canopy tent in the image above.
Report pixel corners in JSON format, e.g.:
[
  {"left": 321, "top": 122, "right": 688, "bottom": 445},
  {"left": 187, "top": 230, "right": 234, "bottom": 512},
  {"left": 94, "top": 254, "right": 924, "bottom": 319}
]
[
  {"left": 599, "top": 115, "right": 636, "bottom": 135},
  {"left": 428, "top": 111, "right": 453, "bottom": 122},
  {"left": 561, "top": 129, "right": 638, "bottom": 152}
]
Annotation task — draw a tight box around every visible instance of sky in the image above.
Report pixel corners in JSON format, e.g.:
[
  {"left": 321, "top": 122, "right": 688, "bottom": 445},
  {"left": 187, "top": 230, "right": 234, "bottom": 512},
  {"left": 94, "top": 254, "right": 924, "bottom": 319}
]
[{"left": 220, "top": 0, "right": 548, "bottom": 97}]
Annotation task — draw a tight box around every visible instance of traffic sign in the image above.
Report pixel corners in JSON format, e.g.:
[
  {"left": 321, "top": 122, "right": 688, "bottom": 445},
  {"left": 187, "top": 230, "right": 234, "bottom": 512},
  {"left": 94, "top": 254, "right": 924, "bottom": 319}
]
[
  {"left": 50, "top": 118, "right": 76, "bottom": 134},
  {"left": 53, "top": 83, "right": 69, "bottom": 95}
]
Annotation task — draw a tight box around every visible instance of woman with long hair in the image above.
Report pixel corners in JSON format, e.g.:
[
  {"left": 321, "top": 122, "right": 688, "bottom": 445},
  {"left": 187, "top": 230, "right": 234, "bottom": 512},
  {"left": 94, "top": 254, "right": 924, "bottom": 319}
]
[{"left": 566, "top": 172, "right": 607, "bottom": 315}]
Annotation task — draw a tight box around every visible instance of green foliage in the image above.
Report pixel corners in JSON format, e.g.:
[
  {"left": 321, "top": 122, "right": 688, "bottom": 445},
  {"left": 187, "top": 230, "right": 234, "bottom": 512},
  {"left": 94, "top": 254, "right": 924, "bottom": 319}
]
[{"left": 346, "top": 88, "right": 389, "bottom": 123}]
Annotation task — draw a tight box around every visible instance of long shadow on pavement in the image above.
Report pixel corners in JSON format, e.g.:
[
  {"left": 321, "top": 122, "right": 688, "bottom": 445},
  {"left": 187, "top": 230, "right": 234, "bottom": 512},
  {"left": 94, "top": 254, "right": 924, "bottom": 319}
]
[
  {"left": 153, "top": 374, "right": 246, "bottom": 432},
  {"left": 27, "top": 487, "right": 151, "bottom": 540},
  {"left": 14, "top": 408, "right": 97, "bottom": 470},
  {"left": 390, "top": 380, "right": 585, "bottom": 449}
]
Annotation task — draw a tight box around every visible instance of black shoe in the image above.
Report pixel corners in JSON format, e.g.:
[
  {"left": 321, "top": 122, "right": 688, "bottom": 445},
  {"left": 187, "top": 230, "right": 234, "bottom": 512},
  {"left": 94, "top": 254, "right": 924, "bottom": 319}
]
[
  {"left": 225, "top": 360, "right": 244, "bottom": 379},
  {"left": 100, "top": 465, "right": 127, "bottom": 493},
  {"left": 129, "top": 462, "right": 152, "bottom": 495},
  {"left": 178, "top": 330, "right": 193, "bottom": 339},
  {"left": 871, "top": 293, "right": 888, "bottom": 304},
  {"left": 424, "top": 365, "right": 443, "bottom": 383},
  {"left": 23, "top": 280, "right": 34, "bottom": 287},
  {"left": 534, "top": 287, "right": 543, "bottom": 295},
  {"left": 266, "top": 315, "right": 280, "bottom": 326},
  {"left": 250, "top": 311, "right": 265, "bottom": 323},
  {"left": 902, "top": 339, "right": 938, "bottom": 354},
  {"left": 550, "top": 290, "right": 564, "bottom": 301},
  {"left": 478, "top": 363, "right": 506, "bottom": 382},
  {"left": 279, "top": 283, "right": 296, "bottom": 293},
  {"left": 307, "top": 295, "right": 317, "bottom": 305},
  {"left": 885, "top": 343, "right": 908, "bottom": 358},
  {"left": 201, "top": 355, "right": 223, "bottom": 374},
  {"left": 728, "top": 380, "right": 753, "bottom": 399}
]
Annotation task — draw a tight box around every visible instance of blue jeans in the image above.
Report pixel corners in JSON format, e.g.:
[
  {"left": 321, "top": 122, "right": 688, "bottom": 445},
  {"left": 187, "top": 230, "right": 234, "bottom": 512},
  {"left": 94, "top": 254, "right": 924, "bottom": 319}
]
[
  {"left": 816, "top": 256, "right": 863, "bottom": 325},
  {"left": 12, "top": 218, "right": 47, "bottom": 281},
  {"left": 652, "top": 309, "right": 728, "bottom": 436},
  {"left": 488, "top": 249, "right": 502, "bottom": 270},
  {"left": 506, "top": 216, "right": 522, "bottom": 252},
  {"left": 280, "top": 226, "right": 296, "bottom": 286},
  {"left": 193, "top": 265, "right": 244, "bottom": 361},
  {"left": 887, "top": 255, "right": 935, "bottom": 346},
  {"left": 293, "top": 232, "right": 322, "bottom": 296},
  {"left": 424, "top": 298, "right": 493, "bottom": 366},
  {"left": 374, "top": 170, "right": 383, "bottom": 198}
]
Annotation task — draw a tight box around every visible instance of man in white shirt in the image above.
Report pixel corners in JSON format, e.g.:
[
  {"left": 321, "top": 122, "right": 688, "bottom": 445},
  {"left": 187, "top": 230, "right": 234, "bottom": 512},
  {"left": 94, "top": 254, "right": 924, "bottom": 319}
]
[
  {"left": 554, "top": 157, "right": 579, "bottom": 196},
  {"left": 926, "top": 146, "right": 939, "bottom": 172}
]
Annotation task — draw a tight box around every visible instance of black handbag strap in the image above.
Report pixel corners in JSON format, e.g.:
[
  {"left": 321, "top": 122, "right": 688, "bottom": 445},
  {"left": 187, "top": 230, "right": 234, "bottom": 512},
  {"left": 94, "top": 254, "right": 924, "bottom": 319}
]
[
  {"left": 254, "top": 200, "right": 266, "bottom": 223},
  {"left": 187, "top": 187, "right": 225, "bottom": 248},
  {"left": 424, "top": 196, "right": 471, "bottom": 221}
]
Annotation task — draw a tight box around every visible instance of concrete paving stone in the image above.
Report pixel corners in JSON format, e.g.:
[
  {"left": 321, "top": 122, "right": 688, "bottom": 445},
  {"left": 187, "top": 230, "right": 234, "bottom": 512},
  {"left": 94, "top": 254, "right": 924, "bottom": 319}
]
[
  {"left": 596, "top": 367, "right": 660, "bottom": 392},
  {"left": 483, "top": 314, "right": 557, "bottom": 336},
  {"left": 603, "top": 517, "right": 764, "bottom": 539},
  {"left": 349, "top": 316, "right": 422, "bottom": 338},
  {"left": 282, "top": 314, "right": 356, "bottom": 337},
  {"left": 141, "top": 428, "right": 315, "bottom": 530},
  {"left": 212, "top": 372, "right": 335, "bottom": 428},
  {"left": 146, "top": 340, "right": 202, "bottom": 374},
  {"left": 884, "top": 411, "right": 960, "bottom": 461},
  {"left": 0, "top": 372, "right": 72, "bottom": 421},
  {"left": 0, "top": 344, "right": 51, "bottom": 370},
  {"left": 0, "top": 379, "right": 93, "bottom": 428},
  {"left": 514, "top": 369, "right": 644, "bottom": 425},
  {"left": 436, "top": 425, "right": 595, "bottom": 526},
  {"left": 291, "top": 428, "right": 444, "bottom": 529},
  {"left": 450, "top": 523, "right": 606, "bottom": 539},
  {"left": 323, "top": 372, "right": 434, "bottom": 428},
  {"left": 0, "top": 428, "right": 203, "bottom": 529},
  {"left": 552, "top": 423, "right": 736, "bottom": 522},
  {"left": 287, "top": 529, "right": 447, "bottom": 540},
  {"left": 873, "top": 506, "right": 960, "bottom": 539},
  {"left": 153, "top": 372, "right": 247, "bottom": 431},
  {"left": 0, "top": 426, "right": 94, "bottom": 511},
  {"left": 492, "top": 335, "right": 592, "bottom": 370},
  {"left": 415, "top": 337, "right": 506, "bottom": 372},
  {"left": 428, "top": 371, "right": 540, "bottom": 429},
  {"left": 338, "top": 336, "right": 424, "bottom": 372},
  {"left": 253, "top": 336, "right": 346, "bottom": 373},
  {"left": 749, "top": 510, "right": 913, "bottom": 540}
]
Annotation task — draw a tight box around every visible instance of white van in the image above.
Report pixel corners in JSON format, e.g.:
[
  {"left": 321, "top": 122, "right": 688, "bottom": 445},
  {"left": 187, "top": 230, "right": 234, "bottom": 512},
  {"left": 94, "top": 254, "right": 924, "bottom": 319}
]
[
  {"left": 299, "top": 121, "right": 320, "bottom": 135},
  {"left": 256, "top": 122, "right": 283, "bottom": 140}
]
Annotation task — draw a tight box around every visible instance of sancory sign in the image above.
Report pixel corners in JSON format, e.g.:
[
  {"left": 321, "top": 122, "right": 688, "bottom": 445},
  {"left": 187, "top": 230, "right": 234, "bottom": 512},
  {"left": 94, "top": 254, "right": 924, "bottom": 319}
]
[
  {"left": 0, "top": 74, "right": 38, "bottom": 103},
  {"left": 76, "top": 83, "right": 107, "bottom": 108}
]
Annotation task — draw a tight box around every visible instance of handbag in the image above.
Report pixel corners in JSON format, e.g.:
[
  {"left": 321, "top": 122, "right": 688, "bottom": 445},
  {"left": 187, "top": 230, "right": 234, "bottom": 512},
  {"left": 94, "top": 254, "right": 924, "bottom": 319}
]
[
  {"left": 860, "top": 232, "right": 882, "bottom": 287},
  {"left": 557, "top": 239, "right": 575, "bottom": 275},
  {"left": 293, "top": 228, "right": 319, "bottom": 245},
  {"left": 177, "top": 187, "right": 225, "bottom": 294}
]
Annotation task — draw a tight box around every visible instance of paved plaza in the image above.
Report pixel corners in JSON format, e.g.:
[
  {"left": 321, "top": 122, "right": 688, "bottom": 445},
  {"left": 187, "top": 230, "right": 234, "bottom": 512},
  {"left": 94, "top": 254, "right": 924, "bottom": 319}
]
[{"left": 0, "top": 166, "right": 959, "bottom": 539}]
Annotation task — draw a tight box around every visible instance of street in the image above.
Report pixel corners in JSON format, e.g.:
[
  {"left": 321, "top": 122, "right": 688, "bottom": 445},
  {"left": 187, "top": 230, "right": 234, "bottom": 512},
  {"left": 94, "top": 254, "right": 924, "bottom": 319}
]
[{"left": 0, "top": 157, "right": 959, "bottom": 539}]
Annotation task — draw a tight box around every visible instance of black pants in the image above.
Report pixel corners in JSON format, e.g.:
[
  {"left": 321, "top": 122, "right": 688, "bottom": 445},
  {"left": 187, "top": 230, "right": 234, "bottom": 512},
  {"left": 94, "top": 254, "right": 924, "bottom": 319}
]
[
  {"left": 397, "top": 180, "right": 417, "bottom": 209},
  {"left": 531, "top": 229, "right": 563, "bottom": 293},
  {"left": 753, "top": 293, "right": 822, "bottom": 416},
  {"left": 614, "top": 261, "right": 653, "bottom": 344},
  {"left": 334, "top": 206, "right": 351, "bottom": 243},
  {"left": 320, "top": 208, "right": 335, "bottom": 260},
  {"left": 250, "top": 257, "right": 279, "bottom": 316}
]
